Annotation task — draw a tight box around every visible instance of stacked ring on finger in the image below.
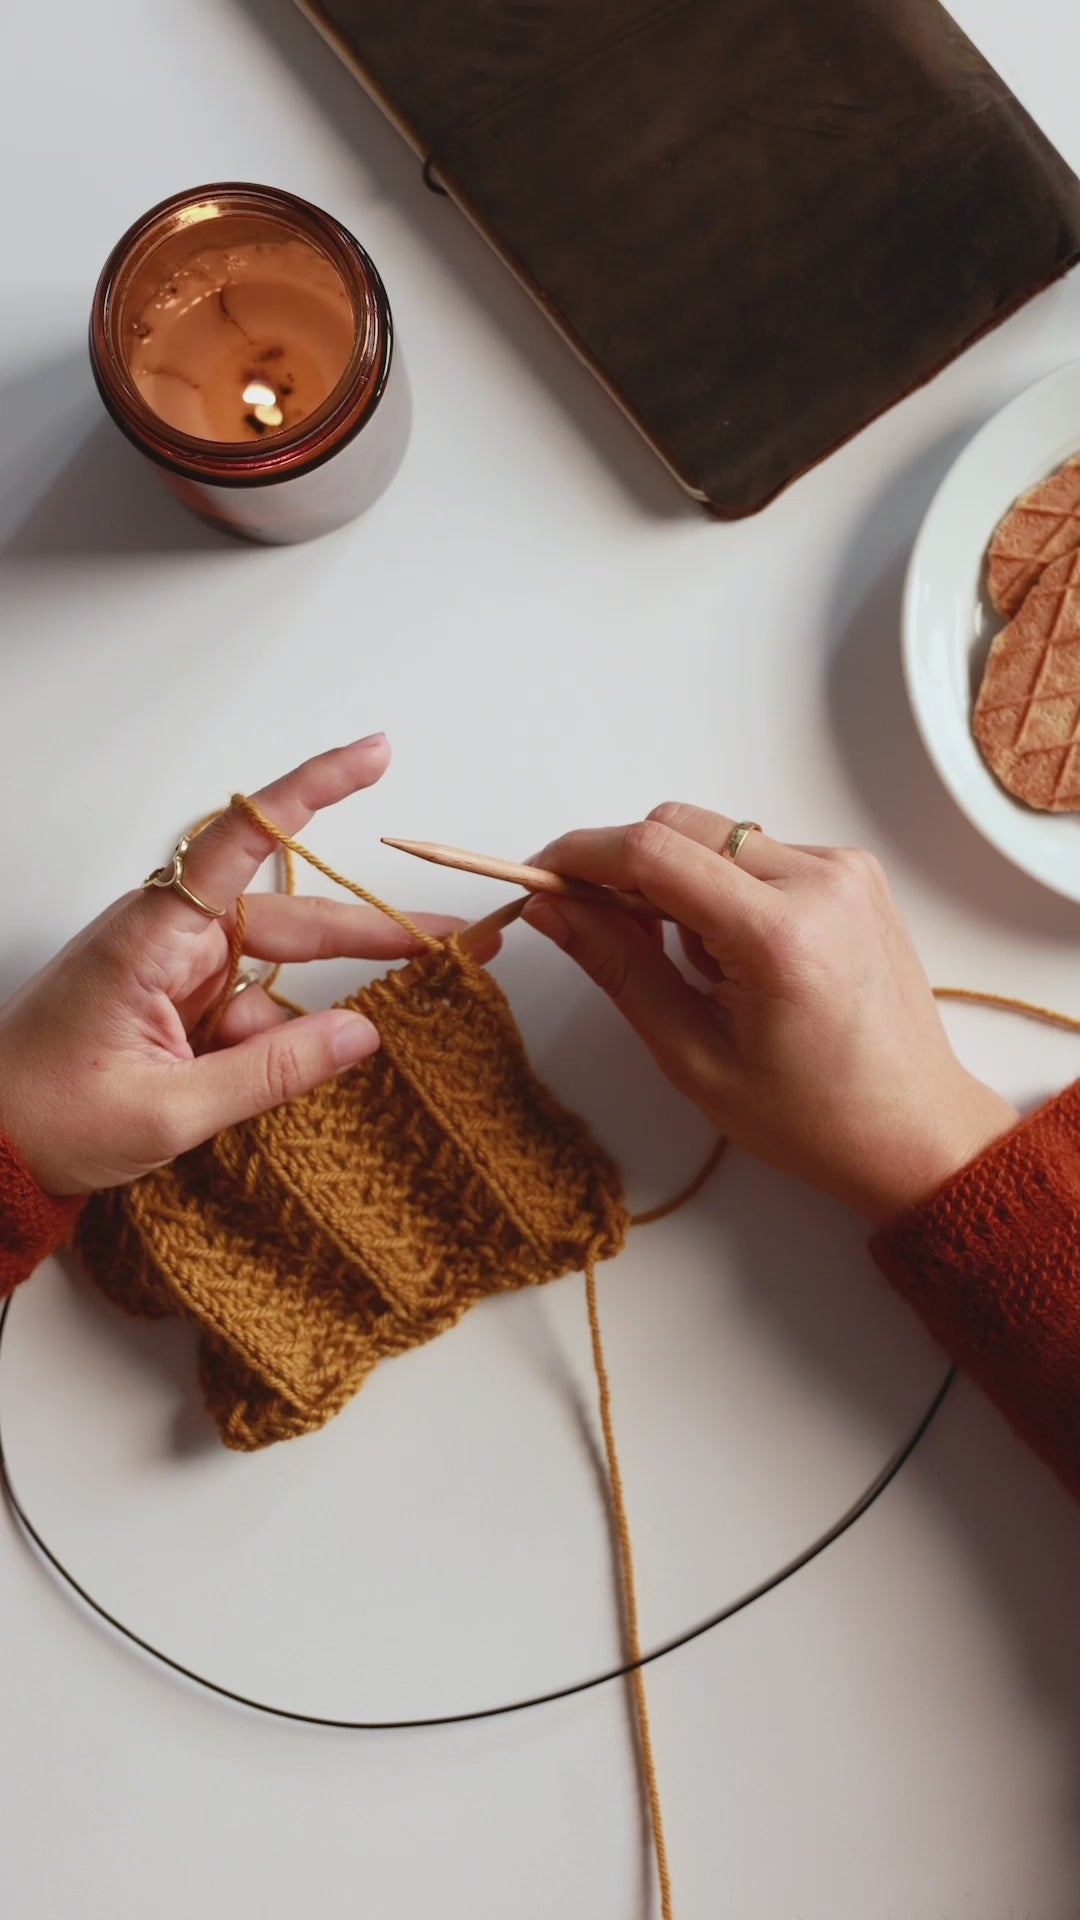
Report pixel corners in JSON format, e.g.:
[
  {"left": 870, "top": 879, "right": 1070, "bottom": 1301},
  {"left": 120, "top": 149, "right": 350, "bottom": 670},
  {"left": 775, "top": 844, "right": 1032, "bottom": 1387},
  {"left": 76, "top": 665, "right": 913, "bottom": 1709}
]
[
  {"left": 143, "top": 835, "right": 229, "bottom": 919},
  {"left": 137, "top": 739, "right": 394, "bottom": 941}
]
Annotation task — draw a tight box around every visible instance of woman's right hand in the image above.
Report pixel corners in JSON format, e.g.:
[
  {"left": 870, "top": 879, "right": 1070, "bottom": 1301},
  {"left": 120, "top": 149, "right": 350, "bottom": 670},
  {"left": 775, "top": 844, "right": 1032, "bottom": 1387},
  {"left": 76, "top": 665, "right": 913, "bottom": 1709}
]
[{"left": 524, "top": 804, "right": 1019, "bottom": 1225}]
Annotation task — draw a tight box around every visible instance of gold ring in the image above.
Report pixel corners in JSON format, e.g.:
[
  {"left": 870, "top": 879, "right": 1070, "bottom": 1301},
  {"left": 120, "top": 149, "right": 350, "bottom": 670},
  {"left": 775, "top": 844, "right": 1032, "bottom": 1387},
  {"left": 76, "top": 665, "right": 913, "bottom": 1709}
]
[
  {"left": 143, "top": 835, "right": 228, "bottom": 920},
  {"left": 721, "top": 821, "right": 762, "bottom": 864}
]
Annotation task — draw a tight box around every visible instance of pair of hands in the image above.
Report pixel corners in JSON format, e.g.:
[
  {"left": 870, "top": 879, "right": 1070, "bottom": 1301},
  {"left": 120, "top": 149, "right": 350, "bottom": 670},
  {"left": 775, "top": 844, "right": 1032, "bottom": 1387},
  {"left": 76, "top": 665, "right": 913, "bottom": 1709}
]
[{"left": 0, "top": 740, "right": 1017, "bottom": 1221}]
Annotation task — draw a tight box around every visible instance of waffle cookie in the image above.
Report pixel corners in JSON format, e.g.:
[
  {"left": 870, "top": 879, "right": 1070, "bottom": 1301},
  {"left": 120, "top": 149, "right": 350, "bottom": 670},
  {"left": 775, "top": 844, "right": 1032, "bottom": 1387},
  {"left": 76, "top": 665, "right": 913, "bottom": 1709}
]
[
  {"left": 973, "top": 546, "right": 1080, "bottom": 811},
  {"left": 986, "top": 455, "right": 1080, "bottom": 618}
]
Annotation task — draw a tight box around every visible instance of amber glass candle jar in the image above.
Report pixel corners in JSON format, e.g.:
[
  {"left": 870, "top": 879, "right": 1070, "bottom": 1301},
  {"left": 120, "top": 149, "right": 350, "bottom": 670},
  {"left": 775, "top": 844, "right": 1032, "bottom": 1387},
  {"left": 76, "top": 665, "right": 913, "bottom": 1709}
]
[{"left": 90, "top": 183, "right": 410, "bottom": 544}]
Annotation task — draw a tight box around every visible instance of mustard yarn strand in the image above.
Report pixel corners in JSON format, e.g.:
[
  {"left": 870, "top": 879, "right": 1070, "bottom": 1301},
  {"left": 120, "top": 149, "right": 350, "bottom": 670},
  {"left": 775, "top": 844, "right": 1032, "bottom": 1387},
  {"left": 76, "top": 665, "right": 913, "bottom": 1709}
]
[
  {"left": 585, "top": 1254, "right": 675, "bottom": 1920},
  {"left": 933, "top": 985, "right": 1080, "bottom": 1033},
  {"left": 231, "top": 794, "right": 439, "bottom": 952}
]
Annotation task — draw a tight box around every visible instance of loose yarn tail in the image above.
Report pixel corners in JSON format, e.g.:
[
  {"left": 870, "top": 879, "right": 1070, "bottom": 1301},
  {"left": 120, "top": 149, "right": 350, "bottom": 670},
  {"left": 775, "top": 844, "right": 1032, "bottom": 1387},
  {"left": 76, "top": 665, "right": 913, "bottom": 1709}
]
[
  {"left": 933, "top": 985, "right": 1080, "bottom": 1033},
  {"left": 586, "top": 1252, "right": 674, "bottom": 1920},
  {"left": 588, "top": 1138, "right": 728, "bottom": 1920},
  {"left": 631, "top": 1137, "right": 727, "bottom": 1227}
]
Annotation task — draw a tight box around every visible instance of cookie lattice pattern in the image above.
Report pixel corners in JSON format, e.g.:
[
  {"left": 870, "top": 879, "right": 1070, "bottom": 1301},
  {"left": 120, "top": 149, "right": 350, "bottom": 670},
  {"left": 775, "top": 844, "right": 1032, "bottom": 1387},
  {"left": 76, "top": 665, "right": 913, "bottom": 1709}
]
[{"left": 974, "top": 547, "right": 1080, "bottom": 811}]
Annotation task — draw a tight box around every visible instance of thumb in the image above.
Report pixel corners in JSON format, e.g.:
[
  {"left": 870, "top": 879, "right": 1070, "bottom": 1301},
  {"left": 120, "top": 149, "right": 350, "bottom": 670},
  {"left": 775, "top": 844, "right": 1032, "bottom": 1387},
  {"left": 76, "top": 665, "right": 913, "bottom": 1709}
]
[
  {"left": 177, "top": 1008, "right": 379, "bottom": 1144},
  {"left": 522, "top": 897, "right": 722, "bottom": 1101}
]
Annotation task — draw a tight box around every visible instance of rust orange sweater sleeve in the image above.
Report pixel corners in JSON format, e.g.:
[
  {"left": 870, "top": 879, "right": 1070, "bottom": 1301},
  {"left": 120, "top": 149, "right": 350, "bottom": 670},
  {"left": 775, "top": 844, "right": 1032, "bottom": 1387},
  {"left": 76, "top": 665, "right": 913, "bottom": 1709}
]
[
  {"left": 0, "top": 1132, "right": 84, "bottom": 1298},
  {"left": 872, "top": 1080, "right": 1080, "bottom": 1500}
]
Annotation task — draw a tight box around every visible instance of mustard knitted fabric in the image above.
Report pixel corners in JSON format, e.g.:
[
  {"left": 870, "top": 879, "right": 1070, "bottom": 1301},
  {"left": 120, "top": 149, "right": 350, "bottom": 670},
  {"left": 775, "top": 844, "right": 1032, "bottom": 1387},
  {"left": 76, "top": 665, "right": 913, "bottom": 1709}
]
[{"left": 76, "top": 939, "right": 628, "bottom": 1450}]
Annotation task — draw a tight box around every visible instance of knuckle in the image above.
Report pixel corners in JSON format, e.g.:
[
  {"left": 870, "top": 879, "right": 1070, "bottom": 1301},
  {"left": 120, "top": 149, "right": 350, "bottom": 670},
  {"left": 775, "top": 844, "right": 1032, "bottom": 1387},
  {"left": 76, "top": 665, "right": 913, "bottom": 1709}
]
[
  {"left": 263, "top": 1035, "right": 303, "bottom": 1109},
  {"left": 588, "top": 945, "right": 632, "bottom": 1004},
  {"left": 622, "top": 818, "right": 667, "bottom": 874},
  {"left": 821, "top": 848, "right": 877, "bottom": 906},
  {"left": 855, "top": 848, "right": 886, "bottom": 890},
  {"left": 187, "top": 803, "right": 268, "bottom": 883},
  {"left": 292, "top": 894, "right": 339, "bottom": 958},
  {"left": 831, "top": 846, "right": 882, "bottom": 884},
  {"left": 647, "top": 800, "right": 689, "bottom": 830}
]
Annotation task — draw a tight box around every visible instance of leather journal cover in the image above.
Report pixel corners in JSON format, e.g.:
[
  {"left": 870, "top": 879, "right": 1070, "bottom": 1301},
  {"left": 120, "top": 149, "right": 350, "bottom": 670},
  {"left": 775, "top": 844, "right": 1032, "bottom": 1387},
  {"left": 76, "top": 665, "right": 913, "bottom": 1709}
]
[{"left": 295, "top": 0, "right": 1080, "bottom": 515}]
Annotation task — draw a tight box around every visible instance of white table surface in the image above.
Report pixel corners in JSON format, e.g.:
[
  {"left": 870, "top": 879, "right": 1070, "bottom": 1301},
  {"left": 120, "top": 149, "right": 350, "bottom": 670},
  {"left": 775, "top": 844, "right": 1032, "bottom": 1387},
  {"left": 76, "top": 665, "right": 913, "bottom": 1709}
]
[{"left": 3, "top": 1, "right": 1080, "bottom": 1912}]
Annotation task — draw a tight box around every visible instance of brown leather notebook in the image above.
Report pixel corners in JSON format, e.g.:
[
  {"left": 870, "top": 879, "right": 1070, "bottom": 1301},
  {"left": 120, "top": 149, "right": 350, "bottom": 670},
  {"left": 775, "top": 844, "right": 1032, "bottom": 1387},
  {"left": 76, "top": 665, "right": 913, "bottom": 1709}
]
[{"left": 295, "top": 0, "right": 1080, "bottom": 515}]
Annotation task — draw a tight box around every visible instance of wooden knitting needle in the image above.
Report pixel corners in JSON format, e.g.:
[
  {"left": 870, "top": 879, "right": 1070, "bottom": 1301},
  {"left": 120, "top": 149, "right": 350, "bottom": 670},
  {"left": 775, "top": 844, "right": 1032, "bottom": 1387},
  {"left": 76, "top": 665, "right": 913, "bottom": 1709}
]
[
  {"left": 457, "top": 895, "right": 528, "bottom": 958},
  {"left": 382, "top": 838, "right": 668, "bottom": 921}
]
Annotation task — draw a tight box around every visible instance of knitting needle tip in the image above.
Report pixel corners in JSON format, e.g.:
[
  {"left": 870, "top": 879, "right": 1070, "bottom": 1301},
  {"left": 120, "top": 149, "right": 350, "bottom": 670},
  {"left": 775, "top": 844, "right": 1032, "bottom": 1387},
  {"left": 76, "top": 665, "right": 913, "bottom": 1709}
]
[{"left": 381, "top": 837, "right": 665, "bottom": 919}]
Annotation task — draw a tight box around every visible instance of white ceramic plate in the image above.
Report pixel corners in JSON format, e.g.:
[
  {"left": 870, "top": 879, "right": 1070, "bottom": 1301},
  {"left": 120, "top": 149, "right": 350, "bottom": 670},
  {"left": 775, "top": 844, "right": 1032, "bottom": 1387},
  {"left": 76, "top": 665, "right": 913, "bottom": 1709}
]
[{"left": 903, "top": 359, "right": 1080, "bottom": 903}]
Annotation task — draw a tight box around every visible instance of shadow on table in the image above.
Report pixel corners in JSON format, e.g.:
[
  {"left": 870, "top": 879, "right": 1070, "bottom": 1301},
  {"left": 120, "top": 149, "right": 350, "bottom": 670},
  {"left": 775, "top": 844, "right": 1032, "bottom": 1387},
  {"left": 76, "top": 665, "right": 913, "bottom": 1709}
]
[
  {"left": 713, "top": 1148, "right": 1080, "bottom": 1870},
  {"left": 232, "top": 0, "right": 697, "bottom": 526},
  {"left": 797, "top": 460, "right": 1080, "bottom": 1856},
  {"left": 53, "top": 1254, "right": 219, "bottom": 1460},
  {"left": 0, "top": 353, "right": 232, "bottom": 562},
  {"left": 824, "top": 422, "right": 1080, "bottom": 942},
  {"left": 538, "top": 969, "right": 1080, "bottom": 1868}
]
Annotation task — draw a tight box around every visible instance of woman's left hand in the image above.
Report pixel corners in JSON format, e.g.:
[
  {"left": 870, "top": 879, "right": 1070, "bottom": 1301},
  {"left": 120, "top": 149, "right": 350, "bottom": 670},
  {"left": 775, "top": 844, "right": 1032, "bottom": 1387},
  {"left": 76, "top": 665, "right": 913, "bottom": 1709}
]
[{"left": 0, "top": 737, "right": 460, "bottom": 1196}]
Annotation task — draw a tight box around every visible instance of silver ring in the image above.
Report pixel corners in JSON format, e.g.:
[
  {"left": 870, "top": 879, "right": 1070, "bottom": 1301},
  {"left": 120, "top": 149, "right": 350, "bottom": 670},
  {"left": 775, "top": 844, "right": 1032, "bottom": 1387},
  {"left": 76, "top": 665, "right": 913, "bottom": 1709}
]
[{"left": 228, "top": 968, "right": 263, "bottom": 1001}]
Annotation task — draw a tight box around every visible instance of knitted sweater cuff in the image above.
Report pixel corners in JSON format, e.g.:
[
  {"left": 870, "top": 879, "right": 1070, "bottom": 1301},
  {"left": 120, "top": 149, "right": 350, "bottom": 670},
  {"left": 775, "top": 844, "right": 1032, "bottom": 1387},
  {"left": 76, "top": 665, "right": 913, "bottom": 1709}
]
[
  {"left": 0, "top": 1132, "right": 85, "bottom": 1298},
  {"left": 872, "top": 1079, "right": 1080, "bottom": 1499}
]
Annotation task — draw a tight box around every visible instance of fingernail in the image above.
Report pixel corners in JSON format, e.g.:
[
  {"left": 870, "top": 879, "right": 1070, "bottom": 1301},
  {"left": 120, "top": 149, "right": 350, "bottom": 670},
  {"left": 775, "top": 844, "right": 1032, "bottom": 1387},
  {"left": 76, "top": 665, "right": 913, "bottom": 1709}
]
[
  {"left": 523, "top": 897, "right": 568, "bottom": 947},
  {"left": 328, "top": 1010, "right": 380, "bottom": 1067},
  {"left": 351, "top": 732, "right": 387, "bottom": 750}
]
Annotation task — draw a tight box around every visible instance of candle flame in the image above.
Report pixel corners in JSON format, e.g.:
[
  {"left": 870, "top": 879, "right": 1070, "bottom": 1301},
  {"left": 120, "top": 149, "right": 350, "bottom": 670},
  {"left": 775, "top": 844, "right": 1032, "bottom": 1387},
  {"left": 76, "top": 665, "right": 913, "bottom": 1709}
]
[{"left": 242, "top": 380, "right": 285, "bottom": 430}]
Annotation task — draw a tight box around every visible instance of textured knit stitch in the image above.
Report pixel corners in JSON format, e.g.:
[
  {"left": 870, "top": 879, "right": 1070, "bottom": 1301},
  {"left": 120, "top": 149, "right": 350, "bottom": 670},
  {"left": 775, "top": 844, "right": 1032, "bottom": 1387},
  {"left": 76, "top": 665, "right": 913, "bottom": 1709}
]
[{"left": 77, "top": 938, "right": 629, "bottom": 1448}]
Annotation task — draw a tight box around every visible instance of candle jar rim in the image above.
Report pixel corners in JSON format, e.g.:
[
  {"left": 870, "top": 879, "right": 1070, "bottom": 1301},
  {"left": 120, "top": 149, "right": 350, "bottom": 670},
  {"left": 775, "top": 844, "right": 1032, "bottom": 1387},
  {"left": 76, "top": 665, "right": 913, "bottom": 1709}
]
[{"left": 89, "top": 182, "right": 392, "bottom": 488}]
